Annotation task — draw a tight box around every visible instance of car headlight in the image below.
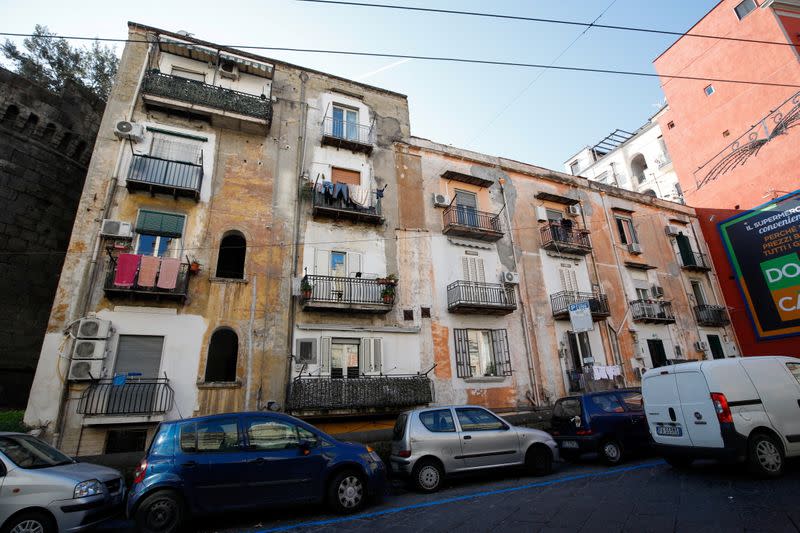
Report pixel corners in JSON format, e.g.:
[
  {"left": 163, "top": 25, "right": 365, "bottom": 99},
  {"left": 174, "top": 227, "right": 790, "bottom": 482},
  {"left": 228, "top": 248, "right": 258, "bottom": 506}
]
[
  {"left": 74, "top": 479, "right": 103, "bottom": 499},
  {"left": 361, "top": 445, "right": 383, "bottom": 464}
]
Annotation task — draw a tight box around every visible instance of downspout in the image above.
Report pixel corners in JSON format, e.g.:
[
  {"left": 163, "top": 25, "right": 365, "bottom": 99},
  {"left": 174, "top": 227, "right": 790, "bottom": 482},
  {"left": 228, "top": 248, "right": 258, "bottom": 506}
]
[{"left": 245, "top": 277, "right": 256, "bottom": 410}]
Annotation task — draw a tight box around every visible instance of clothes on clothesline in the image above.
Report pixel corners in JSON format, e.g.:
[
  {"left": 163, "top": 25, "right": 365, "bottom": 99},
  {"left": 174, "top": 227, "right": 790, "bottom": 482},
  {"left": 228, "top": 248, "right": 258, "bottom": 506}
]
[
  {"left": 332, "top": 182, "right": 350, "bottom": 203},
  {"left": 590, "top": 365, "right": 622, "bottom": 381},
  {"left": 349, "top": 184, "right": 371, "bottom": 208}
]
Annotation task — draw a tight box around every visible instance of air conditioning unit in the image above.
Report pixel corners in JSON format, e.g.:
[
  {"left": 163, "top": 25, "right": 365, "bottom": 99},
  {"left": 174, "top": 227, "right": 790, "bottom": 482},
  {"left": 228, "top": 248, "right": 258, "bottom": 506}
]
[
  {"left": 74, "top": 318, "right": 112, "bottom": 339},
  {"left": 432, "top": 193, "right": 450, "bottom": 207},
  {"left": 71, "top": 339, "right": 107, "bottom": 360},
  {"left": 218, "top": 60, "right": 239, "bottom": 80},
  {"left": 68, "top": 358, "right": 104, "bottom": 381},
  {"left": 694, "top": 341, "right": 709, "bottom": 352},
  {"left": 627, "top": 243, "right": 642, "bottom": 254},
  {"left": 501, "top": 271, "right": 520, "bottom": 284},
  {"left": 651, "top": 285, "right": 665, "bottom": 298},
  {"left": 664, "top": 225, "right": 681, "bottom": 237},
  {"left": 568, "top": 204, "right": 581, "bottom": 216},
  {"left": 100, "top": 219, "right": 133, "bottom": 239},
  {"left": 113, "top": 121, "right": 144, "bottom": 142}
]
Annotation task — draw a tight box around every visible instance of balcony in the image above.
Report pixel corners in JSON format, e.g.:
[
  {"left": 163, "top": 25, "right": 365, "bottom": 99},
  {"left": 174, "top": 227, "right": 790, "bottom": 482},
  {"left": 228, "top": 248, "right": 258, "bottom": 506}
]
[
  {"left": 141, "top": 71, "right": 272, "bottom": 128},
  {"left": 287, "top": 375, "right": 433, "bottom": 413},
  {"left": 442, "top": 205, "right": 504, "bottom": 242},
  {"left": 550, "top": 291, "right": 610, "bottom": 320},
  {"left": 127, "top": 154, "right": 203, "bottom": 200},
  {"left": 630, "top": 299, "right": 676, "bottom": 324},
  {"left": 540, "top": 223, "right": 592, "bottom": 255},
  {"left": 679, "top": 251, "right": 712, "bottom": 272},
  {"left": 77, "top": 379, "right": 174, "bottom": 418},
  {"left": 321, "top": 116, "right": 374, "bottom": 154},
  {"left": 301, "top": 275, "right": 395, "bottom": 313},
  {"left": 694, "top": 304, "right": 730, "bottom": 327},
  {"left": 311, "top": 188, "right": 383, "bottom": 224},
  {"left": 447, "top": 281, "right": 516, "bottom": 315},
  {"left": 103, "top": 255, "right": 190, "bottom": 302}
]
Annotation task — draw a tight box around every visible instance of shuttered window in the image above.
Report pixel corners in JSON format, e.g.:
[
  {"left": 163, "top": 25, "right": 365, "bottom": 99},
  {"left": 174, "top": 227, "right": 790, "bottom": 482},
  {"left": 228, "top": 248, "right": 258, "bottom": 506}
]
[
  {"left": 331, "top": 167, "right": 361, "bottom": 186},
  {"left": 453, "top": 329, "right": 511, "bottom": 378},
  {"left": 135, "top": 210, "right": 185, "bottom": 238},
  {"left": 114, "top": 335, "right": 164, "bottom": 378},
  {"left": 461, "top": 256, "right": 485, "bottom": 282},
  {"left": 558, "top": 267, "right": 578, "bottom": 293},
  {"left": 295, "top": 338, "right": 317, "bottom": 365}
]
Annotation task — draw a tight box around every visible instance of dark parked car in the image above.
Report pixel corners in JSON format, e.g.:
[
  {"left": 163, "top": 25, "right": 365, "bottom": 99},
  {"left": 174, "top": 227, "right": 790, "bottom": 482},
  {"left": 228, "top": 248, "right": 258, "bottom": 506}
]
[
  {"left": 126, "top": 412, "right": 386, "bottom": 533},
  {"left": 550, "top": 389, "right": 649, "bottom": 465}
]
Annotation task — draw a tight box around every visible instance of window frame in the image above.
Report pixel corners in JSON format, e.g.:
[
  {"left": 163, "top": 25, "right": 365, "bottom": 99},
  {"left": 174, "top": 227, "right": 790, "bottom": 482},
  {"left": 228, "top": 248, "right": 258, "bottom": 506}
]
[
  {"left": 589, "top": 394, "right": 625, "bottom": 414},
  {"left": 204, "top": 328, "right": 239, "bottom": 383},
  {"left": 614, "top": 216, "right": 639, "bottom": 245},
  {"left": 453, "top": 328, "right": 512, "bottom": 378},
  {"left": 734, "top": 0, "right": 757, "bottom": 20},
  {"left": 133, "top": 209, "right": 186, "bottom": 259},
  {"left": 179, "top": 418, "right": 241, "bottom": 454},
  {"left": 419, "top": 409, "right": 457, "bottom": 433},
  {"left": 704, "top": 85, "right": 715, "bottom": 97},
  {"left": 787, "top": 362, "right": 800, "bottom": 386},
  {"left": 455, "top": 407, "right": 507, "bottom": 432},
  {"left": 243, "top": 417, "right": 301, "bottom": 452},
  {"left": 617, "top": 391, "right": 644, "bottom": 412}
]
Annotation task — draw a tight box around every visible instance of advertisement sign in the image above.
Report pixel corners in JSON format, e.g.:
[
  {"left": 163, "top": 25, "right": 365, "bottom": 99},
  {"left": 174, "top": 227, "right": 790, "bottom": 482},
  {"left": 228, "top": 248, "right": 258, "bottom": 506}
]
[
  {"left": 719, "top": 190, "right": 800, "bottom": 340},
  {"left": 568, "top": 301, "right": 594, "bottom": 334}
]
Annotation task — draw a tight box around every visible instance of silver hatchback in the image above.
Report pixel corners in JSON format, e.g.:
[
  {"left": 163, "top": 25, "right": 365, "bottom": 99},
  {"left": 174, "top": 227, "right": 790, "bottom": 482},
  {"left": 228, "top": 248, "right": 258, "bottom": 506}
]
[{"left": 390, "top": 406, "right": 559, "bottom": 492}]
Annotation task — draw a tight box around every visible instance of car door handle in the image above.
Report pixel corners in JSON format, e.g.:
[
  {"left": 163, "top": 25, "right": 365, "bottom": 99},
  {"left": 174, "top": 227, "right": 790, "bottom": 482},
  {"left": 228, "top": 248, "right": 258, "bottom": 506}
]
[
  {"left": 180, "top": 461, "right": 197, "bottom": 468},
  {"left": 463, "top": 435, "right": 472, "bottom": 440}
]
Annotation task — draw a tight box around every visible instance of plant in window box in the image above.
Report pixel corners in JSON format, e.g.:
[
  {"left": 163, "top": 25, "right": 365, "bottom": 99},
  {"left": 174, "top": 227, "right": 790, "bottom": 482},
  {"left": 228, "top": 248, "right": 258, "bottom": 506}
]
[
  {"left": 300, "top": 278, "right": 313, "bottom": 299},
  {"left": 484, "top": 361, "right": 497, "bottom": 377},
  {"left": 380, "top": 284, "right": 395, "bottom": 304}
]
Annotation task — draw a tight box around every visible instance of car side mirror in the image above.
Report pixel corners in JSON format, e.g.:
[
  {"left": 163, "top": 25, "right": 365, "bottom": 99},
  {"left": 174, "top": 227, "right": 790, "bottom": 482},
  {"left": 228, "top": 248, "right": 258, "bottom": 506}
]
[{"left": 299, "top": 439, "right": 313, "bottom": 455}]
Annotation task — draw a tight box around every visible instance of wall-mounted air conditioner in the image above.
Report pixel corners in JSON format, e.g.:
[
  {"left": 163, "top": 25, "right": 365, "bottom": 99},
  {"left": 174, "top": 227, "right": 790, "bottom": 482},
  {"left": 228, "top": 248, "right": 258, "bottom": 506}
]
[
  {"left": 535, "top": 206, "right": 548, "bottom": 222},
  {"left": 432, "top": 193, "right": 450, "bottom": 207},
  {"left": 68, "top": 359, "right": 104, "bottom": 381},
  {"left": 694, "top": 341, "right": 709, "bottom": 352},
  {"left": 113, "top": 121, "right": 144, "bottom": 142},
  {"left": 568, "top": 204, "right": 581, "bottom": 216},
  {"left": 74, "top": 318, "right": 112, "bottom": 339},
  {"left": 628, "top": 243, "right": 642, "bottom": 254},
  {"left": 502, "top": 271, "right": 520, "bottom": 284},
  {"left": 100, "top": 219, "right": 133, "bottom": 239},
  {"left": 71, "top": 339, "right": 107, "bottom": 360},
  {"left": 664, "top": 225, "right": 681, "bottom": 237}
]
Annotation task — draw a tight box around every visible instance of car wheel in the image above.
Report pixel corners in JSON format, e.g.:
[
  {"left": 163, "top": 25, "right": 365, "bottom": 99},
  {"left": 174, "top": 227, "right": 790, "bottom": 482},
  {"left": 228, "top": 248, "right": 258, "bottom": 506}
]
[
  {"left": 412, "top": 458, "right": 444, "bottom": 493},
  {"left": 3, "top": 511, "right": 56, "bottom": 533},
  {"left": 526, "top": 445, "right": 553, "bottom": 476},
  {"left": 665, "top": 456, "right": 693, "bottom": 469},
  {"left": 748, "top": 433, "right": 785, "bottom": 478},
  {"left": 135, "top": 489, "right": 185, "bottom": 533},
  {"left": 600, "top": 439, "right": 624, "bottom": 465},
  {"left": 328, "top": 470, "right": 366, "bottom": 514}
]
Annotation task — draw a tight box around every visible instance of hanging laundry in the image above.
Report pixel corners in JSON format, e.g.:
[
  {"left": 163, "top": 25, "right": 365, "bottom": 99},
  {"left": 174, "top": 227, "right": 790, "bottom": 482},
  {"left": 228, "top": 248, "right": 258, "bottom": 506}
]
[
  {"left": 332, "top": 182, "right": 350, "bottom": 203},
  {"left": 137, "top": 256, "right": 161, "bottom": 287},
  {"left": 321, "top": 181, "right": 334, "bottom": 195},
  {"left": 349, "top": 185, "right": 371, "bottom": 208},
  {"left": 157, "top": 258, "right": 181, "bottom": 290},
  {"left": 114, "top": 254, "right": 140, "bottom": 288}
]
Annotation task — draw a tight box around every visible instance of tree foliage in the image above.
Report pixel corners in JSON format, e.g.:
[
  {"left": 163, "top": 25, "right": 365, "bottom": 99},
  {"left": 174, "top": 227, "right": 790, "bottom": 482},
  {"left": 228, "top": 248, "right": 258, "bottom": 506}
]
[{"left": 2, "top": 25, "right": 119, "bottom": 100}]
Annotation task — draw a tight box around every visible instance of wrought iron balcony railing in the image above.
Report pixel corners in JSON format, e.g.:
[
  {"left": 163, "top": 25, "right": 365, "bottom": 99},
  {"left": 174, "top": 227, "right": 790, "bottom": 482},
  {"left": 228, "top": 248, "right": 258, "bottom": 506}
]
[
  {"left": 77, "top": 378, "right": 174, "bottom": 416},
  {"left": 540, "top": 224, "right": 592, "bottom": 255},
  {"left": 142, "top": 71, "right": 273, "bottom": 125},
  {"left": 694, "top": 304, "right": 730, "bottom": 327},
  {"left": 311, "top": 188, "right": 383, "bottom": 224},
  {"left": 678, "top": 251, "right": 712, "bottom": 271},
  {"left": 287, "top": 375, "right": 433, "bottom": 412},
  {"left": 447, "top": 281, "right": 516, "bottom": 315},
  {"left": 630, "top": 299, "right": 676, "bottom": 323},
  {"left": 103, "top": 255, "right": 190, "bottom": 301},
  {"left": 301, "top": 274, "right": 395, "bottom": 312},
  {"left": 127, "top": 154, "right": 203, "bottom": 200},
  {"left": 550, "top": 291, "right": 610, "bottom": 319},
  {"left": 321, "top": 116, "right": 374, "bottom": 154},
  {"left": 442, "top": 204, "right": 503, "bottom": 241}
]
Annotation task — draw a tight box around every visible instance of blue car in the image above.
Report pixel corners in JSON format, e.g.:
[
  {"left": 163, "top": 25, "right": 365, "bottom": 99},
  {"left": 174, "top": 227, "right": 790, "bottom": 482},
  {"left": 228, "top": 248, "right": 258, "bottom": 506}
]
[
  {"left": 126, "top": 412, "right": 386, "bottom": 533},
  {"left": 550, "top": 389, "right": 650, "bottom": 465}
]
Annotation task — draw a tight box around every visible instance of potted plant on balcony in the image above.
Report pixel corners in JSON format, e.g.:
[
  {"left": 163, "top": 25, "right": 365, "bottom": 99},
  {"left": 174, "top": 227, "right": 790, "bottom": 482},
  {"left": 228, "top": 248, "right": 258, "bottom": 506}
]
[
  {"left": 188, "top": 258, "right": 202, "bottom": 275},
  {"left": 380, "top": 283, "right": 395, "bottom": 304},
  {"left": 300, "top": 278, "right": 313, "bottom": 299},
  {"left": 377, "top": 273, "right": 398, "bottom": 285}
]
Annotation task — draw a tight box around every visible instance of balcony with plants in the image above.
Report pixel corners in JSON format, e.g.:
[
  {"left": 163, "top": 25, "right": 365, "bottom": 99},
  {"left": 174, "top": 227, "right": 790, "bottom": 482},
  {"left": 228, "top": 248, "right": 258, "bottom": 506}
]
[{"left": 300, "top": 274, "right": 397, "bottom": 313}]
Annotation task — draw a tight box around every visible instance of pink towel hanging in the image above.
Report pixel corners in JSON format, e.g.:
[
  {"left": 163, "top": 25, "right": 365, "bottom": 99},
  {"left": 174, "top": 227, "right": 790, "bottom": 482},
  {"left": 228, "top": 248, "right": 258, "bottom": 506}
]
[
  {"left": 137, "top": 256, "right": 161, "bottom": 288},
  {"left": 157, "top": 257, "right": 181, "bottom": 290},
  {"left": 114, "top": 254, "right": 140, "bottom": 288}
]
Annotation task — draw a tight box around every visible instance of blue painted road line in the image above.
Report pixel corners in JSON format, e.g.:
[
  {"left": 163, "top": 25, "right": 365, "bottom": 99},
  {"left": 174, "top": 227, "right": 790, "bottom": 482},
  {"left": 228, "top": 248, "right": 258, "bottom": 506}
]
[{"left": 257, "top": 460, "right": 666, "bottom": 533}]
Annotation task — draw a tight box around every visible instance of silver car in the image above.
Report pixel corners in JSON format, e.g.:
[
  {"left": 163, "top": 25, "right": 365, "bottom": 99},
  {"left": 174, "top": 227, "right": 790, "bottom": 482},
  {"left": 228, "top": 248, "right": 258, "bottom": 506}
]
[
  {"left": 0, "top": 432, "right": 125, "bottom": 533},
  {"left": 390, "top": 405, "right": 559, "bottom": 492}
]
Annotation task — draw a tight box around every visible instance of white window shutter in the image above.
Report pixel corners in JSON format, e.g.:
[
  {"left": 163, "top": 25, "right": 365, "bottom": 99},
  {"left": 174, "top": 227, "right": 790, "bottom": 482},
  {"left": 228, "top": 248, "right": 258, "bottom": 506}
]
[
  {"left": 360, "top": 338, "right": 371, "bottom": 375},
  {"left": 314, "top": 249, "right": 329, "bottom": 275},
  {"left": 347, "top": 252, "right": 363, "bottom": 277},
  {"left": 371, "top": 338, "right": 383, "bottom": 373},
  {"left": 462, "top": 256, "right": 470, "bottom": 280},
  {"left": 476, "top": 258, "right": 485, "bottom": 283},
  {"left": 320, "top": 337, "right": 331, "bottom": 374},
  {"left": 536, "top": 206, "right": 548, "bottom": 222}
]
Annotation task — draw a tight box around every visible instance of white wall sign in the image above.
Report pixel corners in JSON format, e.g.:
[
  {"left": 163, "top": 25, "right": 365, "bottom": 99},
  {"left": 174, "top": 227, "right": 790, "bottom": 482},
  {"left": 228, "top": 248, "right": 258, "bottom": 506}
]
[{"left": 568, "top": 301, "right": 594, "bottom": 333}]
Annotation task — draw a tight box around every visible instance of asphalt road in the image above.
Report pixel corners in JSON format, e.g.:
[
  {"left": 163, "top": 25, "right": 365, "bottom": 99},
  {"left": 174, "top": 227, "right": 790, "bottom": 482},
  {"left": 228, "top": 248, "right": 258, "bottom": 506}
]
[{"left": 102, "top": 456, "right": 800, "bottom": 532}]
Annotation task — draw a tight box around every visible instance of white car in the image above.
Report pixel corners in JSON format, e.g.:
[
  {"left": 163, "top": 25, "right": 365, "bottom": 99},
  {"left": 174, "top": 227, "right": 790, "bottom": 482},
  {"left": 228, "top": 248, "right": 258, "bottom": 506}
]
[
  {"left": 0, "top": 432, "right": 125, "bottom": 533},
  {"left": 642, "top": 356, "right": 800, "bottom": 477}
]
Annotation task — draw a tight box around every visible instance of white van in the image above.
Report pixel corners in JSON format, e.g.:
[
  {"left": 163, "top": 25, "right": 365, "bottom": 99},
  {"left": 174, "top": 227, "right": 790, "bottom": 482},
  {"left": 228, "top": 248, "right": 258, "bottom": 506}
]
[{"left": 642, "top": 356, "right": 800, "bottom": 477}]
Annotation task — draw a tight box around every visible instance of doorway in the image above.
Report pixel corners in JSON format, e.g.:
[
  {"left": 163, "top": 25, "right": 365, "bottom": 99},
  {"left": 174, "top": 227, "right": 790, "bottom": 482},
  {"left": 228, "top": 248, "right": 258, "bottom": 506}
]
[
  {"left": 455, "top": 189, "right": 478, "bottom": 227},
  {"left": 647, "top": 339, "right": 668, "bottom": 368},
  {"left": 330, "top": 340, "right": 360, "bottom": 379},
  {"left": 676, "top": 234, "right": 695, "bottom": 267},
  {"left": 707, "top": 334, "right": 725, "bottom": 360}
]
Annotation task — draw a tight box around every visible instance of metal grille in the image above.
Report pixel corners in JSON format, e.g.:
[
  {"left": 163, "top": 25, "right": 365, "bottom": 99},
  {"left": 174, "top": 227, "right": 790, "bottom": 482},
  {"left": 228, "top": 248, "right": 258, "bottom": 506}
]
[
  {"left": 452, "top": 328, "right": 512, "bottom": 378},
  {"left": 128, "top": 154, "right": 203, "bottom": 194},
  {"left": 443, "top": 204, "right": 502, "bottom": 233},
  {"left": 103, "top": 256, "right": 190, "bottom": 300},
  {"left": 540, "top": 224, "right": 592, "bottom": 250},
  {"left": 321, "top": 116, "right": 374, "bottom": 145},
  {"left": 678, "top": 251, "right": 711, "bottom": 270},
  {"left": 550, "top": 291, "right": 610, "bottom": 317},
  {"left": 302, "top": 275, "right": 394, "bottom": 305},
  {"left": 447, "top": 281, "right": 516, "bottom": 309},
  {"left": 694, "top": 304, "right": 730, "bottom": 327},
  {"left": 287, "top": 375, "right": 433, "bottom": 411},
  {"left": 77, "top": 379, "right": 173, "bottom": 416},
  {"left": 630, "top": 300, "right": 675, "bottom": 322}
]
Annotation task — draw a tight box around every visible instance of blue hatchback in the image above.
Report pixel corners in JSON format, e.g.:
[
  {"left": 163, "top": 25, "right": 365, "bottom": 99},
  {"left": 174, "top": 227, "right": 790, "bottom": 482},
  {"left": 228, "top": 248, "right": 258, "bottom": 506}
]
[
  {"left": 550, "top": 389, "right": 650, "bottom": 465},
  {"left": 126, "top": 412, "right": 386, "bottom": 533}
]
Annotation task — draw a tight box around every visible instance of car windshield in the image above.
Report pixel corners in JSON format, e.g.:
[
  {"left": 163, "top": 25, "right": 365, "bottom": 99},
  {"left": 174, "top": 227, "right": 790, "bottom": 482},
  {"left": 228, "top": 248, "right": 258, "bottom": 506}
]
[{"left": 0, "top": 435, "right": 74, "bottom": 469}]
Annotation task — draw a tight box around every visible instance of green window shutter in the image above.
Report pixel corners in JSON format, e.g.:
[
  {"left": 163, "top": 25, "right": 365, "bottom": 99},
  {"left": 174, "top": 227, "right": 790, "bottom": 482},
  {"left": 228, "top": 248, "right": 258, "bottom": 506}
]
[{"left": 135, "top": 210, "right": 185, "bottom": 237}]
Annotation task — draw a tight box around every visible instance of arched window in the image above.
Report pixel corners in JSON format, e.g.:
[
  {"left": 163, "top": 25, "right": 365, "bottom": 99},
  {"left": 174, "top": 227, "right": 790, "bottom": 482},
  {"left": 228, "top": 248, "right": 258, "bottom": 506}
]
[
  {"left": 58, "top": 132, "right": 73, "bottom": 151},
  {"left": 642, "top": 189, "right": 657, "bottom": 197},
  {"left": 630, "top": 154, "right": 648, "bottom": 184},
  {"left": 204, "top": 329, "right": 238, "bottom": 382},
  {"left": 215, "top": 232, "right": 246, "bottom": 279},
  {"left": 2, "top": 105, "right": 19, "bottom": 126},
  {"left": 22, "top": 113, "right": 39, "bottom": 135}
]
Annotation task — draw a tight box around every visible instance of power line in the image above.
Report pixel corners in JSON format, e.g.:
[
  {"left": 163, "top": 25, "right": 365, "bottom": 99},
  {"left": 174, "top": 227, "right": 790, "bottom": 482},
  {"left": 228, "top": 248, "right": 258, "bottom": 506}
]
[
  {"left": 298, "top": 0, "right": 800, "bottom": 48},
  {"left": 0, "top": 31, "right": 799, "bottom": 88}
]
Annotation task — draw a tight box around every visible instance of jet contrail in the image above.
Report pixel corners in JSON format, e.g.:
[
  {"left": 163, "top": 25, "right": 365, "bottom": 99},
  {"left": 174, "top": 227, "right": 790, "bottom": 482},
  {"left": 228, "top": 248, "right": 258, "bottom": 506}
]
[{"left": 355, "top": 58, "right": 412, "bottom": 80}]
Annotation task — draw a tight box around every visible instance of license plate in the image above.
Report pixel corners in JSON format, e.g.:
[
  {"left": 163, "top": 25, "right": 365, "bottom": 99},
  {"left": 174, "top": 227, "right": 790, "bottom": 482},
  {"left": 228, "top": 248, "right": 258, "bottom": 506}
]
[
  {"left": 656, "top": 425, "right": 683, "bottom": 437},
  {"left": 560, "top": 440, "right": 579, "bottom": 449}
]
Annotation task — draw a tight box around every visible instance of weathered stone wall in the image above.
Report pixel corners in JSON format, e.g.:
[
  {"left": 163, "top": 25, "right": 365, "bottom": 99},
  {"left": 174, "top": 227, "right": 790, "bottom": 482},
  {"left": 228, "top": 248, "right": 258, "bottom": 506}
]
[{"left": 0, "top": 68, "right": 103, "bottom": 407}]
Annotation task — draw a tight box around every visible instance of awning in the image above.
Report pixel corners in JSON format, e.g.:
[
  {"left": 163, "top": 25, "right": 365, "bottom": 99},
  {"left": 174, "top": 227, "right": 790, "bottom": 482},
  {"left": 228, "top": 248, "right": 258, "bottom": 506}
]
[{"left": 159, "top": 37, "right": 274, "bottom": 79}]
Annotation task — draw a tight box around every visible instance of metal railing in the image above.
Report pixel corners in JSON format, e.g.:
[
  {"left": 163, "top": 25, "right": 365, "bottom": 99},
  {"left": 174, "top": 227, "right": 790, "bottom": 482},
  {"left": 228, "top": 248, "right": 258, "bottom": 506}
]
[
  {"left": 550, "top": 291, "right": 609, "bottom": 317},
  {"left": 321, "top": 116, "right": 374, "bottom": 145},
  {"left": 287, "top": 375, "right": 433, "bottom": 411},
  {"left": 443, "top": 204, "right": 502, "bottom": 233},
  {"left": 311, "top": 188, "right": 381, "bottom": 217},
  {"left": 302, "top": 275, "right": 395, "bottom": 306},
  {"left": 630, "top": 299, "right": 675, "bottom": 322},
  {"left": 694, "top": 304, "right": 730, "bottom": 326},
  {"left": 77, "top": 378, "right": 174, "bottom": 416},
  {"left": 103, "top": 255, "right": 190, "bottom": 298},
  {"left": 447, "top": 281, "right": 516, "bottom": 309},
  {"left": 678, "top": 251, "right": 711, "bottom": 270},
  {"left": 142, "top": 71, "right": 273, "bottom": 122},
  {"left": 127, "top": 154, "right": 203, "bottom": 194},
  {"left": 540, "top": 224, "right": 592, "bottom": 250}
]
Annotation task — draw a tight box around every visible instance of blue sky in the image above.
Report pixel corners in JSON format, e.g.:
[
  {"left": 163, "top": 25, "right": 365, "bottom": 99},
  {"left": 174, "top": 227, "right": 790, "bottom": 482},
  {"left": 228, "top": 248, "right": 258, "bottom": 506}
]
[{"left": 1, "top": 0, "right": 718, "bottom": 171}]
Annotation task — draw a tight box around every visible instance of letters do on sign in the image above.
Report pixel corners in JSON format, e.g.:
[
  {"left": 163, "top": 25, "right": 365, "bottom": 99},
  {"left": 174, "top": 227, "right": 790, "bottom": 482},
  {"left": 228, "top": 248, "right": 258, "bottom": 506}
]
[{"left": 568, "top": 301, "right": 593, "bottom": 333}]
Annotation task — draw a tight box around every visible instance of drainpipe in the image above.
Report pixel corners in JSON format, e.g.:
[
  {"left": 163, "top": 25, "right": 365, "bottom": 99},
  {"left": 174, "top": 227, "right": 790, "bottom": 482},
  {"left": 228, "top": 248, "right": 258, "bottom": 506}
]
[{"left": 245, "top": 277, "right": 256, "bottom": 410}]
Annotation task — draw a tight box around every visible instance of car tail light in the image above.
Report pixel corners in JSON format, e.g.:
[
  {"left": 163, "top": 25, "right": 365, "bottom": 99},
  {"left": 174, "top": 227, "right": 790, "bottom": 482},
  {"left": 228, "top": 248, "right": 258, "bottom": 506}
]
[
  {"left": 576, "top": 429, "right": 593, "bottom": 436},
  {"left": 398, "top": 449, "right": 411, "bottom": 458},
  {"left": 133, "top": 458, "right": 148, "bottom": 484},
  {"left": 710, "top": 392, "right": 733, "bottom": 424}
]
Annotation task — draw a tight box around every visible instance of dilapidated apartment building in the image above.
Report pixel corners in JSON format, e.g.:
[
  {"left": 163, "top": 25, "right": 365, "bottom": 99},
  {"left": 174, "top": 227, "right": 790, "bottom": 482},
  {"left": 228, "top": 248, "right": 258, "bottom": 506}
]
[{"left": 24, "top": 23, "right": 738, "bottom": 455}]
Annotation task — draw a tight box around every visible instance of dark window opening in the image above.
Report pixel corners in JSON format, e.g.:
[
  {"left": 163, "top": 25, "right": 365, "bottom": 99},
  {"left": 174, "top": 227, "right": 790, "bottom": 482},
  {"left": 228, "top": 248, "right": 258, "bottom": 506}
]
[
  {"left": 58, "top": 132, "right": 73, "bottom": 151},
  {"left": 105, "top": 429, "right": 148, "bottom": 454},
  {"left": 41, "top": 123, "right": 56, "bottom": 143},
  {"left": 2, "top": 105, "right": 19, "bottom": 126},
  {"left": 216, "top": 232, "right": 246, "bottom": 279},
  {"left": 204, "top": 329, "right": 238, "bottom": 382},
  {"left": 403, "top": 309, "right": 414, "bottom": 321},
  {"left": 22, "top": 113, "right": 39, "bottom": 135},
  {"left": 72, "top": 140, "right": 88, "bottom": 159},
  {"left": 421, "top": 307, "right": 431, "bottom": 318}
]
